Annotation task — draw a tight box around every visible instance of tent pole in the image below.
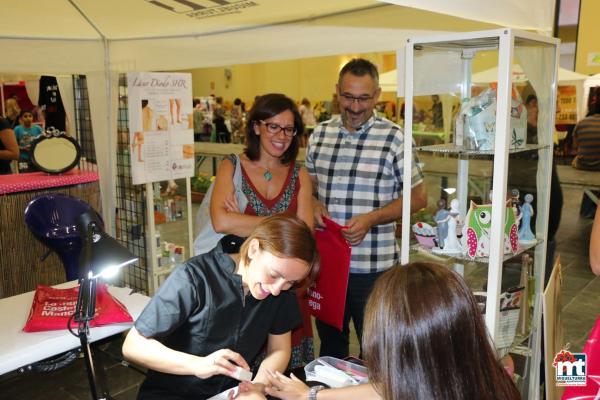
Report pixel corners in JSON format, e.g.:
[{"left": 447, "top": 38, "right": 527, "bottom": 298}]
[
  {"left": 67, "top": 0, "right": 116, "bottom": 236},
  {"left": 103, "top": 38, "right": 116, "bottom": 236}
]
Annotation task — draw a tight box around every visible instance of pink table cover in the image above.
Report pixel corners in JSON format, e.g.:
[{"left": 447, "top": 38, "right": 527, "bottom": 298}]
[{"left": 0, "top": 169, "right": 99, "bottom": 195}]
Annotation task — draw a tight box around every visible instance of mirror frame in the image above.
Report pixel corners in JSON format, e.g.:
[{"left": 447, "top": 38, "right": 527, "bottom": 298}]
[{"left": 30, "top": 131, "right": 82, "bottom": 174}]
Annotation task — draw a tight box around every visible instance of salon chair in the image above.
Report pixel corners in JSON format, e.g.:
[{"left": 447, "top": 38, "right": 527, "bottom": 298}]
[{"left": 24, "top": 193, "right": 102, "bottom": 281}]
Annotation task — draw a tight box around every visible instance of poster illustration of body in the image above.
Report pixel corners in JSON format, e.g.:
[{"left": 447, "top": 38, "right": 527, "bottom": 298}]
[{"left": 127, "top": 72, "right": 194, "bottom": 185}]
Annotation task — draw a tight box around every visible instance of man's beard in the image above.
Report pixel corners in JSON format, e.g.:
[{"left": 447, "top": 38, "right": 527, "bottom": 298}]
[{"left": 341, "top": 109, "right": 368, "bottom": 130}]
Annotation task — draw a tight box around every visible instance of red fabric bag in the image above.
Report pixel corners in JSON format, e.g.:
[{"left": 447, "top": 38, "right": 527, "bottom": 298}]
[
  {"left": 562, "top": 315, "right": 600, "bottom": 399},
  {"left": 23, "top": 283, "right": 133, "bottom": 332},
  {"left": 306, "top": 217, "right": 351, "bottom": 330}
]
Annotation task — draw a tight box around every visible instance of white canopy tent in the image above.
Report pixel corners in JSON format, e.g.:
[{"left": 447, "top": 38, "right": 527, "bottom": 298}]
[
  {"left": 472, "top": 65, "right": 589, "bottom": 121},
  {"left": 0, "top": 0, "right": 556, "bottom": 232},
  {"left": 380, "top": 64, "right": 589, "bottom": 121},
  {"left": 472, "top": 65, "right": 588, "bottom": 85},
  {"left": 380, "top": 65, "right": 588, "bottom": 91}
]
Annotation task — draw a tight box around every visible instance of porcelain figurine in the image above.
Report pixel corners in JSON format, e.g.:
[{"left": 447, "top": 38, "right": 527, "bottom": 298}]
[
  {"left": 463, "top": 200, "right": 519, "bottom": 259},
  {"left": 434, "top": 198, "right": 462, "bottom": 255},
  {"left": 518, "top": 193, "right": 536, "bottom": 243},
  {"left": 433, "top": 199, "right": 450, "bottom": 248}
]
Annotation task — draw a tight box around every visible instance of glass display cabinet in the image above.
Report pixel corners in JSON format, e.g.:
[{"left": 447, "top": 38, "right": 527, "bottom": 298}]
[{"left": 400, "top": 29, "right": 559, "bottom": 398}]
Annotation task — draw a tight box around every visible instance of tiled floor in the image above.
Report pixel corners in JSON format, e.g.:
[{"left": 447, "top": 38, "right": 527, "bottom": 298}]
[{"left": 0, "top": 186, "right": 597, "bottom": 399}]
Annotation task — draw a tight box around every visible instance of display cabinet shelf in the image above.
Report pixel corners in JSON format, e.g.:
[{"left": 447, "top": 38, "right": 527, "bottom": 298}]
[
  {"left": 416, "top": 143, "right": 551, "bottom": 155},
  {"left": 400, "top": 29, "right": 559, "bottom": 399},
  {"left": 411, "top": 239, "right": 543, "bottom": 263}
]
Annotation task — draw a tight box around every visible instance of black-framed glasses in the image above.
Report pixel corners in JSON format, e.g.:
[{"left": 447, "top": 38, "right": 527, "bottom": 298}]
[
  {"left": 339, "top": 93, "right": 375, "bottom": 105},
  {"left": 259, "top": 121, "right": 297, "bottom": 137}
]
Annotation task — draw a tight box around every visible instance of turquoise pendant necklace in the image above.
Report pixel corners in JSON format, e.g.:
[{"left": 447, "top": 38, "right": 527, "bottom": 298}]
[{"left": 263, "top": 170, "right": 273, "bottom": 181}]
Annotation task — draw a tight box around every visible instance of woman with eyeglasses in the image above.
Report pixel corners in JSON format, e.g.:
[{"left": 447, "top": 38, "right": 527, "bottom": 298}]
[{"left": 209, "top": 93, "right": 315, "bottom": 371}]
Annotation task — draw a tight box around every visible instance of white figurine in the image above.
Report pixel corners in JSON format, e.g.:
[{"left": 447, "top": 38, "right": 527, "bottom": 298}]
[
  {"left": 433, "top": 199, "right": 450, "bottom": 248},
  {"left": 518, "top": 193, "right": 536, "bottom": 243},
  {"left": 433, "top": 198, "right": 463, "bottom": 255}
]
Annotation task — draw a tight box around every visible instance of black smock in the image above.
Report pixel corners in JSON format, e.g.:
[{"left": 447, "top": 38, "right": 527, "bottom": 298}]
[
  {"left": 135, "top": 243, "right": 301, "bottom": 399},
  {"left": 0, "top": 118, "right": 13, "bottom": 174}
]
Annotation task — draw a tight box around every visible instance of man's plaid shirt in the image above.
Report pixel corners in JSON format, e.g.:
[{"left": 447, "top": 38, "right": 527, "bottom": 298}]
[{"left": 305, "top": 114, "right": 423, "bottom": 274}]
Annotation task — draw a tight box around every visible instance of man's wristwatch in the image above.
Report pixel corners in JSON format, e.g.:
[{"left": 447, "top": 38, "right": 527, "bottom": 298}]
[{"left": 308, "top": 385, "right": 325, "bottom": 400}]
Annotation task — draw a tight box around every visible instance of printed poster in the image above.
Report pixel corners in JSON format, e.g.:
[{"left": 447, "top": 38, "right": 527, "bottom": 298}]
[
  {"left": 127, "top": 72, "right": 194, "bottom": 184},
  {"left": 556, "top": 86, "right": 578, "bottom": 125}
]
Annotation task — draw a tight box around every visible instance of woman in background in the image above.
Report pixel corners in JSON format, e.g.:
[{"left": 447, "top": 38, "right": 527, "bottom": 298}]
[
  {"left": 209, "top": 93, "right": 314, "bottom": 370},
  {"left": 231, "top": 98, "right": 244, "bottom": 143},
  {"left": 263, "top": 262, "right": 520, "bottom": 400},
  {"left": 5, "top": 98, "right": 21, "bottom": 128},
  {"left": 0, "top": 117, "right": 19, "bottom": 174},
  {"left": 298, "top": 98, "right": 316, "bottom": 147}
]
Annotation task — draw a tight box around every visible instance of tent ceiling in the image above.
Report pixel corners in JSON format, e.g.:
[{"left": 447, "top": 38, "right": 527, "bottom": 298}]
[
  {"left": 0, "top": 0, "right": 554, "bottom": 73},
  {"left": 0, "top": 0, "right": 552, "bottom": 41},
  {"left": 1, "top": 0, "right": 381, "bottom": 40}
]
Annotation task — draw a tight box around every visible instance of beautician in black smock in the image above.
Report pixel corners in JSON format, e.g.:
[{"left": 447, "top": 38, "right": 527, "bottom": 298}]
[{"left": 123, "top": 215, "right": 320, "bottom": 399}]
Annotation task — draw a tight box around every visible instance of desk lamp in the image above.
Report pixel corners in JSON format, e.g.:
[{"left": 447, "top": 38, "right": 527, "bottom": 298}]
[{"left": 72, "top": 210, "right": 137, "bottom": 400}]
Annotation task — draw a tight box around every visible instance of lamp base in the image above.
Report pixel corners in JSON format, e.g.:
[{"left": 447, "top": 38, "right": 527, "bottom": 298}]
[{"left": 79, "top": 323, "right": 113, "bottom": 400}]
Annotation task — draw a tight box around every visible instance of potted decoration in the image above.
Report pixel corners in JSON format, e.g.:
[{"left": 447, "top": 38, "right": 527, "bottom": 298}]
[{"left": 190, "top": 174, "right": 214, "bottom": 203}]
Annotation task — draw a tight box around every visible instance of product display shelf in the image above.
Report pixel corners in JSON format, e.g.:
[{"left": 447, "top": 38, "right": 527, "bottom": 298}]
[
  {"left": 416, "top": 143, "right": 551, "bottom": 155},
  {"left": 144, "top": 177, "right": 194, "bottom": 295},
  {"left": 410, "top": 238, "right": 543, "bottom": 263},
  {"left": 400, "top": 29, "right": 558, "bottom": 399},
  {"left": 414, "top": 245, "right": 536, "bottom": 360}
]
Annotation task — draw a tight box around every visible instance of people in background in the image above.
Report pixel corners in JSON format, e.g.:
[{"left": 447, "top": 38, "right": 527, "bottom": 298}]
[
  {"left": 0, "top": 116, "right": 19, "bottom": 174},
  {"left": 14, "top": 109, "right": 43, "bottom": 172},
  {"left": 193, "top": 99, "right": 210, "bottom": 142},
  {"left": 123, "top": 215, "right": 320, "bottom": 400},
  {"left": 4, "top": 97, "right": 21, "bottom": 128},
  {"left": 306, "top": 58, "right": 426, "bottom": 359},
  {"left": 299, "top": 98, "right": 316, "bottom": 128},
  {"left": 525, "top": 94, "right": 539, "bottom": 144},
  {"left": 260, "top": 262, "right": 520, "bottom": 400},
  {"left": 430, "top": 94, "right": 443, "bottom": 129},
  {"left": 230, "top": 98, "right": 244, "bottom": 144},
  {"left": 209, "top": 93, "right": 315, "bottom": 370},
  {"left": 572, "top": 93, "right": 600, "bottom": 172},
  {"left": 514, "top": 94, "right": 563, "bottom": 286},
  {"left": 572, "top": 94, "right": 600, "bottom": 219},
  {"left": 214, "top": 96, "right": 231, "bottom": 143},
  {"left": 298, "top": 98, "right": 316, "bottom": 147}
]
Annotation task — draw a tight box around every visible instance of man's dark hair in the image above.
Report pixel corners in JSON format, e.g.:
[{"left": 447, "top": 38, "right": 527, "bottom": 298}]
[
  {"left": 18, "top": 109, "right": 33, "bottom": 119},
  {"left": 525, "top": 94, "right": 537, "bottom": 105},
  {"left": 338, "top": 58, "right": 379, "bottom": 85}
]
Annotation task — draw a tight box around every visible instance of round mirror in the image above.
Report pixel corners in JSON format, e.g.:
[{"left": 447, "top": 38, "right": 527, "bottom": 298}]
[{"left": 30, "top": 134, "right": 81, "bottom": 174}]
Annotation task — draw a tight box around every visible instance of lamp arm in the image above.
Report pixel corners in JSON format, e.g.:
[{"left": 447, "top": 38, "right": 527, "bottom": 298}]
[{"left": 75, "top": 222, "right": 98, "bottom": 323}]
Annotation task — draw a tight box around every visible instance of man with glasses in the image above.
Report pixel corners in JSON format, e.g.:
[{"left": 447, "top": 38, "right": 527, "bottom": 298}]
[{"left": 305, "top": 58, "right": 426, "bottom": 359}]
